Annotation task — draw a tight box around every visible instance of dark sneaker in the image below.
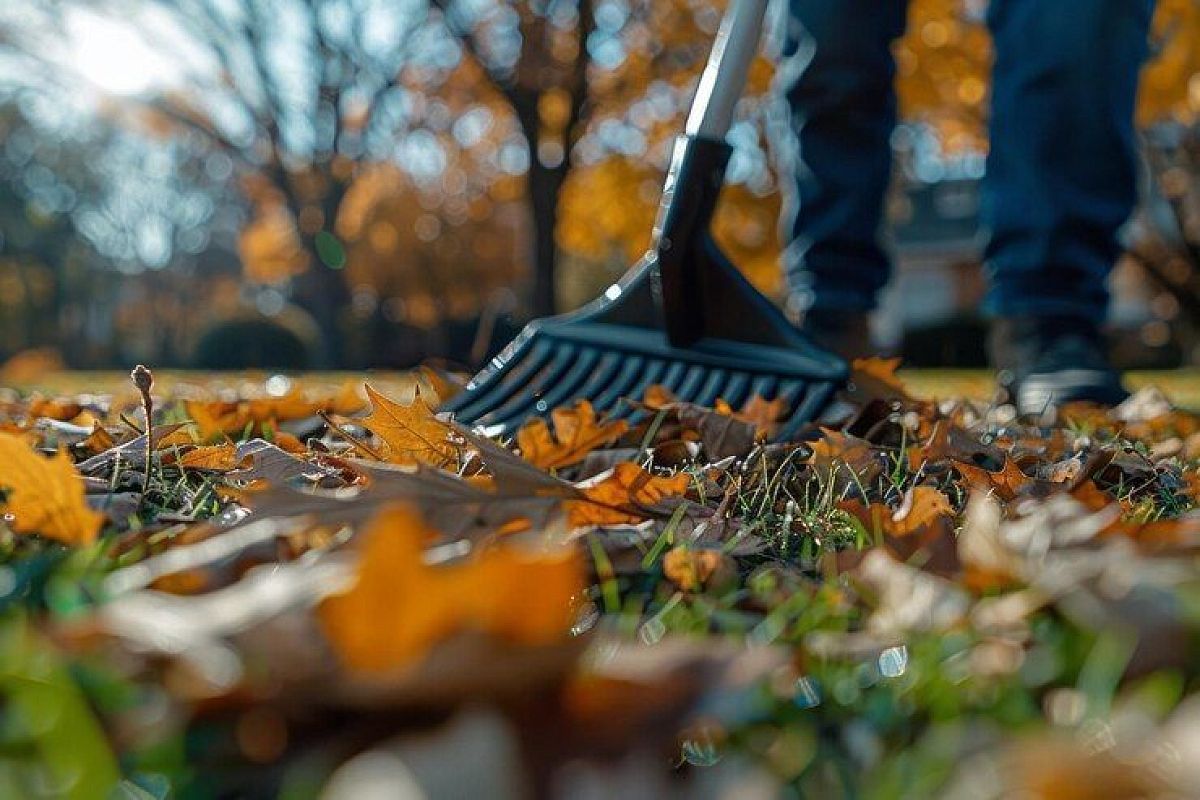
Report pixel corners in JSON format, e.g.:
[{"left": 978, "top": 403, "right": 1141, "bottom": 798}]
[
  {"left": 989, "top": 316, "right": 1128, "bottom": 415},
  {"left": 795, "top": 308, "right": 872, "bottom": 361}
]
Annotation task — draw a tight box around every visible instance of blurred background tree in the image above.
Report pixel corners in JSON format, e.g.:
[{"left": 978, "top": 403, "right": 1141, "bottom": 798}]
[{"left": 0, "top": 0, "right": 1198, "bottom": 369}]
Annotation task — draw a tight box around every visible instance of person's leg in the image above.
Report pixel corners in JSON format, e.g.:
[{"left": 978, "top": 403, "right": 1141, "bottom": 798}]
[
  {"left": 984, "top": 0, "right": 1155, "bottom": 410},
  {"left": 775, "top": 0, "right": 909, "bottom": 334}
]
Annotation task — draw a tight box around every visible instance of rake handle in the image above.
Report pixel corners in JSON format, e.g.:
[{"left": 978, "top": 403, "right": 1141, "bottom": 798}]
[
  {"left": 685, "top": 0, "right": 769, "bottom": 140},
  {"left": 655, "top": 0, "right": 768, "bottom": 347}
]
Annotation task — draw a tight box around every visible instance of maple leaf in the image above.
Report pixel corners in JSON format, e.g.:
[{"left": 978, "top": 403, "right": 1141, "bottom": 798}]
[
  {"left": 0, "top": 432, "right": 104, "bottom": 545},
  {"left": 808, "top": 428, "right": 883, "bottom": 483},
  {"left": 568, "top": 463, "right": 690, "bottom": 527},
  {"left": 319, "top": 505, "right": 584, "bottom": 672},
  {"left": 362, "top": 383, "right": 458, "bottom": 467},
  {"left": 953, "top": 456, "right": 1036, "bottom": 502},
  {"left": 516, "top": 400, "right": 628, "bottom": 470},
  {"left": 839, "top": 486, "right": 958, "bottom": 575}
]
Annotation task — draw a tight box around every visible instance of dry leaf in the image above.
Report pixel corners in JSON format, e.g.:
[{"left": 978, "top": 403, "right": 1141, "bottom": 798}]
[
  {"left": 319, "top": 505, "right": 584, "bottom": 672},
  {"left": 27, "top": 395, "right": 83, "bottom": 422},
  {"left": 568, "top": 463, "right": 690, "bottom": 527},
  {"left": 0, "top": 432, "right": 104, "bottom": 545},
  {"left": 953, "top": 457, "right": 1036, "bottom": 501},
  {"left": 643, "top": 384, "right": 677, "bottom": 410},
  {"left": 848, "top": 356, "right": 910, "bottom": 403},
  {"left": 662, "top": 547, "right": 735, "bottom": 592},
  {"left": 362, "top": 383, "right": 458, "bottom": 467},
  {"left": 81, "top": 423, "right": 116, "bottom": 456},
  {"left": 178, "top": 443, "right": 241, "bottom": 471},
  {"left": 516, "top": 400, "right": 628, "bottom": 470}
]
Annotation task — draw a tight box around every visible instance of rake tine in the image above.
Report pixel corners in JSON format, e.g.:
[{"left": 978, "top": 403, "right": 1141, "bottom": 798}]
[
  {"left": 516, "top": 347, "right": 610, "bottom": 418},
  {"left": 719, "top": 371, "right": 752, "bottom": 408},
  {"left": 589, "top": 356, "right": 647, "bottom": 416},
  {"left": 657, "top": 362, "right": 688, "bottom": 395},
  {"left": 447, "top": 339, "right": 555, "bottom": 420},
  {"left": 774, "top": 381, "right": 822, "bottom": 441},
  {"left": 673, "top": 365, "right": 707, "bottom": 402},
  {"left": 692, "top": 370, "right": 729, "bottom": 409},
  {"left": 613, "top": 360, "right": 668, "bottom": 420},
  {"left": 475, "top": 344, "right": 579, "bottom": 428},
  {"left": 621, "top": 361, "right": 689, "bottom": 424},
  {"left": 748, "top": 374, "right": 778, "bottom": 400},
  {"left": 484, "top": 347, "right": 601, "bottom": 431}
]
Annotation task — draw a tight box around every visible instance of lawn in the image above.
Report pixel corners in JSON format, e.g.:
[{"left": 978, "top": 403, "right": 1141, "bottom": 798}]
[{"left": 0, "top": 362, "right": 1198, "bottom": 798}]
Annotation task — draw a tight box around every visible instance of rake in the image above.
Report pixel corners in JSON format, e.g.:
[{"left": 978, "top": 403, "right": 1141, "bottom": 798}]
[{"left": 442, "top": 0, "right": 848, "bottom": 441}]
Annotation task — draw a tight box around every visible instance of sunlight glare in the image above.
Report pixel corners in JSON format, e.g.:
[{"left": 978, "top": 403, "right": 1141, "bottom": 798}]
[{"left": 65, "top": 9, "right": 171, "bottom": 96}]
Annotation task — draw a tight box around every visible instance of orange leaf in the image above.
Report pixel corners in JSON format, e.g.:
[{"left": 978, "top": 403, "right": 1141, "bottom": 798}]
[
  {"left": 319, "top": 505, "right": 584, "bottom": 672},
  {"left": 663, "top": 547, "right": 735, "bottom": 592},
  {"left": 953, "top": 457, "right": 1034, "bottom": 502},
  {"left": 81, "top": 423, "right": 116, "bottom": 456},
  {"left": 516, "top": 401, "right": 628, "bottom": 470},
  {"left": 185, "top": 400, "right": 249, "bottom": 440},
  {"left": 178, "top": 443, "right": 241, "bottom": 471},
  {"left": 27, "top": 395, "right": 83, "bottom": 422},
  {"left": 0, "top": 432, "right": 104, "bottom": 546},
  {"left": 839, "top": 487, "right": 958, "bottom": 575},
  {"left": 849, "top": 356, "right": 910, "bottom": 401},
  {"left": 728, "top": 395, "right": 788, "bottom": 438},
  {"left": 643, "top": 384, "right": 677, "bottom": 410},
  {"left": 840, "top": 486, "right": 954, "bottom": 539},
  {"left": 362, "top": 383, "right": 458, "bottom": 467},
  {"left": 568, "top": 463, "right": 689, "bottom": 527}
]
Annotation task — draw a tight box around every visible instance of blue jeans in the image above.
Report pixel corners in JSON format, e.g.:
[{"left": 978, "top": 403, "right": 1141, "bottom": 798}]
[{"left": 777, "top": 0, "right": 1155, "bottom": 320}]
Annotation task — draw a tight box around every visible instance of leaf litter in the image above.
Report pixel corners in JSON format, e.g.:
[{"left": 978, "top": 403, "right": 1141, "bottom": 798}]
[{"left": 2, "top": 362, "right": 1200, "bottom": 796}]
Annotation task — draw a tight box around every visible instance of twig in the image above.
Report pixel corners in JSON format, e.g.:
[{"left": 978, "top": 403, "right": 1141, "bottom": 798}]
[{"left": 131, "top": 365, "right": 155, "bottom": 507}]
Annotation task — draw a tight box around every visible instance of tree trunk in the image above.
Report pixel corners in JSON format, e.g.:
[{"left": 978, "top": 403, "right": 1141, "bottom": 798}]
[
  {"left": 293, "top": 251, "right": 350, "bottom": 368},
  {"left": 290, "top": 178, "right": 351, "bottom": 368},
  {"left": 527, "top": 157, "right": 567, "bottom": 318},
  {"left": 516, "top": 94, "right": 568, "bottom": 320}
]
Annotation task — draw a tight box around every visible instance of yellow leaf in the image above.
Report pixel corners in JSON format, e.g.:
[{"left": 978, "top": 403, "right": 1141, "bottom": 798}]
[
  {"left": 663, "top": 547, "right": 735, "bottom": 592},
  {"left": 178, "top": 443, "right": 241, "bottom": 471},
  {"left": 362, "top": 383, "right": 458, "bottom": 467},
  {"left": 568, "top": 463, "right": 689, "bottom": 527},
  {"left": 0, "top": 433, "right": 104, "bottom": 546},
  {"left": 516, "top": 401, "right": 629, "bottom": 470},
  {"left": 319, "top": 505, "right": 583, "bottom": 672}
]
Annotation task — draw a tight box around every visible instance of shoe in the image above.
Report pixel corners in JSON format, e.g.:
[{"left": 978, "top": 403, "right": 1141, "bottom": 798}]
[
  {"left": 796, "top": 308, "right": 872, "bottom": 361},
  {"left": 989, "top": 316, "right": 1128, "bottom": 415}
]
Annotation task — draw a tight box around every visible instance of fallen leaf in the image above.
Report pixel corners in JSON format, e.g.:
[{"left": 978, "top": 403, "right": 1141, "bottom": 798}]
[
  {"left": 674, "top": 403, "right": 758, "bottom": 460},
  {"left": 662, "top": 547, "right": 735, "bottom": 592},
  {"left": 839, "top": 486, "right": 959, "bottom": 575},
  {"left": 643, "top": 384, "right": 677, "bottom": 410},
  {"left": 27, "top": 395, "right": 83, "bottom": 422},
  {"left": 732, "top": 394, "right": 788, "bottom": 437},
  {"left": 81, "top": 423, "right": 116, "bottom": 456},
  {"left": 319, "top": 505, "right": 584, "bottom": 672},
  {"left": 178, "top": 444, "right": 241, "bottom": 471},
  {"left": 568, "top": 463, "right": 690, "bottom": 527},
  {"left": 0, "top": 432, "right": 104, "bottom": 545},
  {"left": 847, "top": 356, "right": 910, "bottom": 403},
  {"left": 516, "top": 401, "right": 628, "bottom": 470},
  {"left": 953, "top": 456, "right": 1037, "bottom": 501},
  {"left": 362, "top": 383, "right": 458, "bottom": 467}
]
